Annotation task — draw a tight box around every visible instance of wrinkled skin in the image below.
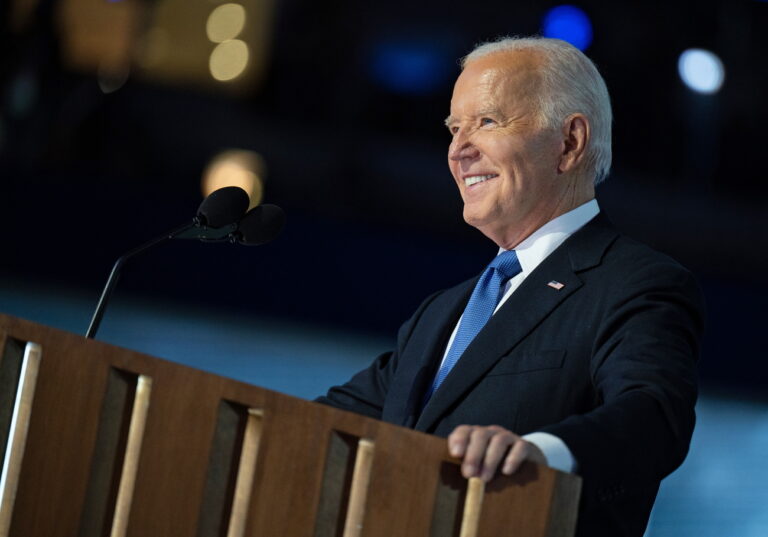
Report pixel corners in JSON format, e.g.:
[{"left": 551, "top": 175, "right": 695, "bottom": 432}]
[{"left": 446, "top": 50, "right": 594, "bottom": 250}]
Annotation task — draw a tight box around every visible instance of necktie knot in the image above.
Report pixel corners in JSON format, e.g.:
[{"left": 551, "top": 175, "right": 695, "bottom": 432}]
[{"left": 489, "top": 250, "right": 521, "bottom": 279}]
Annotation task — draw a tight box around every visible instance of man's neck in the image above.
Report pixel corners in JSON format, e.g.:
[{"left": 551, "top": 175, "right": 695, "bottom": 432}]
[
  {"left": 482, "top": 176, "right": 596, "bottom": 249},
  {"left": 485, "top": 199, "right": 597, "bottom": 250}
]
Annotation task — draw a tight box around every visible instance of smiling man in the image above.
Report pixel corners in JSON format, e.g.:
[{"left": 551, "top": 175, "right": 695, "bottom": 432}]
[
  {"left": 446, "top": 47, "right": 596, "bottom": 250},
  {"left": 318, "top": 36, "right": 703, "bottom": 537}
]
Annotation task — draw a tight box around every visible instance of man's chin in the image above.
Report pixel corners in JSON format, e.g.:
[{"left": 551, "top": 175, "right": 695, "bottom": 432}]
[
  {"left": 463, "top": 208, "right": 492, "bottom": 230},
  {"left": 463, "top": 210, "right": 518, "bottom": 248}
]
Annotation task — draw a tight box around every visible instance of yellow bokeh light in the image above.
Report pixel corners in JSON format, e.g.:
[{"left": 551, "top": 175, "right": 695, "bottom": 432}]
[
  {"left": 209, "top": 39, "right": 249, "bottom": 82},
  {"left": 206, "top": 3, "right": 246, "bottom": 44},
  {"left": 202, "top": 150, "right": 265, "bottom": 209}
]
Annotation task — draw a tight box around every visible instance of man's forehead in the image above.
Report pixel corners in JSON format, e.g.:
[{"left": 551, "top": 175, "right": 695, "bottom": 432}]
[{"left": 449, "top": 51, "right": 543, "bottom": 116}]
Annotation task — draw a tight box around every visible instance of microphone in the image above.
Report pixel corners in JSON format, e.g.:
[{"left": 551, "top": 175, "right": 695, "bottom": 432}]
[
  {"left": 229, "top": 204, "right": 286, "bottom": 245},
  {"left": 173, "top": 186, "right": 250, "bottom": 241},
  {"left": 196, "top": 186, "right": 250, "bottom": 227},
  {"left": 85, "top": 186, "right": 257, "bottom": 339}
]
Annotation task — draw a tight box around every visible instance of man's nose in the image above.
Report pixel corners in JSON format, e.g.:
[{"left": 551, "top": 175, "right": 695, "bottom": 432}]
[{"left": 448, "top": 131, "right": 479, "bottom": 161}]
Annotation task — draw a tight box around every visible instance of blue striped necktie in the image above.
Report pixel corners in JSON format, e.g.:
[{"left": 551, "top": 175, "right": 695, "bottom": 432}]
[{"left": 423, "top": 250, "right": 522, "bottom": 402}]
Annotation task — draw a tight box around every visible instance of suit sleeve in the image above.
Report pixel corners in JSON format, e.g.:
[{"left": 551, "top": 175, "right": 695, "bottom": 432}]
[
  {"left": 315, "top": 290, "right": 443, "bottom": 419},
  {"left": 540, "top": 259, "right": 704, "bottom": 506}
]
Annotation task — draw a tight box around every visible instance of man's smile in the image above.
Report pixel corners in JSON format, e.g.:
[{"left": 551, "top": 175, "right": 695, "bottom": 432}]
[{"left": 464, "top": 173, "right": 499, "bottom": 187}]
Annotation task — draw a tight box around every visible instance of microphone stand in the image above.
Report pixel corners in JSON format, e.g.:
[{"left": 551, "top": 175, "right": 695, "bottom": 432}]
[
  {"left": 85, "top": 221, "right": 194, "bottom": 339},
  {"left": 86, "top": 185, "right": 249, "bottom": 339},
  {"left": 85, "top": 218, "right": 237, "bottom": 339}
]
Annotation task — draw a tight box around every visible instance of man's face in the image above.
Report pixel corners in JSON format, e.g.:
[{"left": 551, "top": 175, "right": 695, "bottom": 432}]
[{"left": 447, "top": 51, "right": 569, "bottom": 247}]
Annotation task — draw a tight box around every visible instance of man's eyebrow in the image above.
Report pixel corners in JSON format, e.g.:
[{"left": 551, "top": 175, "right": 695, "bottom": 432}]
[
  {"left": 477, "top": 107, "right": 503, "bottom": 118},
  {"left": 444, "top": 108, "right": 504, "bottom": 127}
]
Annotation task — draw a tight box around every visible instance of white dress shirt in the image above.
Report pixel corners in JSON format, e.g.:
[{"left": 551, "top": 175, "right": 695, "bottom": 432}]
[{"left": 439, "top": 199, "right": 600, "bottom": 473}]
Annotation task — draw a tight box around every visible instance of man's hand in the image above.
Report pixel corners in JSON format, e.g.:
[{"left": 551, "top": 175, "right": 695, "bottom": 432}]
[{"left": 448, "top": 425, "right": 547, "bottom": 482}]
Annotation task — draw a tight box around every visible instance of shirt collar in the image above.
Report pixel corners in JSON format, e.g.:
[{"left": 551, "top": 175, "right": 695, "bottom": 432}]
[{"left": 499, "top": 199, "right": 600, "bottom": 275}]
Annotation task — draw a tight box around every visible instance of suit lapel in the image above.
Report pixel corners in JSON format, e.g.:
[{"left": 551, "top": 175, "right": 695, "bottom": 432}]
[
  {"left": 383, "top": 279, "right": 475, "bottom": 428},
  {"left": 414, "top": 216, "right": 619, "bottom": 432}
]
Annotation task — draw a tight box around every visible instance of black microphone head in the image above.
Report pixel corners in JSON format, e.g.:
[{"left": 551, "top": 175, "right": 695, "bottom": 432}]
[
  {"left": 235, "top": 204, "right": 285, "bottom": 245},
  {"left": 197, "top": 186, "right": 250, "bottom": 227}
]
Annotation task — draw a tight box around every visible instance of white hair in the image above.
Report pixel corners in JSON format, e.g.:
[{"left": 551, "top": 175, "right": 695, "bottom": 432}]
[{"left": 462, "top": 37, "right": 613, "bottom": 184}]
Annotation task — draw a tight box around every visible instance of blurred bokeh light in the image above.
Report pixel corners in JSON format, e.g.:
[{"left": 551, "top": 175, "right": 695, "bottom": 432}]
[
  {"left": 209, "top": 39, "right": 250, "bottom": 81},
  {"left": 542, "top": 5, "right": 593, "bottom": 51},
  {"left": 206, "top": 3, "right": 247, "bottom": 43},
  {"left": 369, "top": 40, "right": 451, "bottom": 95},
  {"left": 202, "top": 150, "right": 265, "bottom": 209},
  {"left": 678, "top": 49, "right": 725, "bottom": 94}
]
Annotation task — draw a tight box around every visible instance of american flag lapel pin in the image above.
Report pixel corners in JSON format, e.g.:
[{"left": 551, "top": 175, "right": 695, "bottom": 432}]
[{"left": 547, "top": 280, "right": 565, "bottom": 290}]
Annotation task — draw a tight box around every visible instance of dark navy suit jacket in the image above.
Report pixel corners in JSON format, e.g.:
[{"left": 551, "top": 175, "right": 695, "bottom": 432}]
[{"left": 318, "top": 215, "right": 704, "bottom": 537}]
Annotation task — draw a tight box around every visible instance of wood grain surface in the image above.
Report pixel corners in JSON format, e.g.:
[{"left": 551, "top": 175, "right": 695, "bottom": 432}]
[{"left": 0, "top": 313, "right": 581, "bottom": 537}]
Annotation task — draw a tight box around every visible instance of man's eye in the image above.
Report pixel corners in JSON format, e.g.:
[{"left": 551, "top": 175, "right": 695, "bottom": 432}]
[{"left": 480, "top": 117, "right": 496, "bottom": 126}]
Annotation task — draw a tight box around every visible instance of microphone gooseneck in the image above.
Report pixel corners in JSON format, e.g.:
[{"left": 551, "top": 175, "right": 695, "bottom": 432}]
[
  {"left": 85, "top": 187, "right": 268, "bottom": 339},
  {"left": 85, "top": 220, "right": 193, "bottom": 339}
]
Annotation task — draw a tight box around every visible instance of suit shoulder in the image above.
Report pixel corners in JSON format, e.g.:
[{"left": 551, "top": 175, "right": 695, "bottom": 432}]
[
  {"left": 586, "top": 232, "right": 705, "bottom": 322},
  {"left": 568, "top": 215, "right": 698, "bottom": 289},
  {"left": 603, "top": 233, "right": 696, "bottom": 284}
]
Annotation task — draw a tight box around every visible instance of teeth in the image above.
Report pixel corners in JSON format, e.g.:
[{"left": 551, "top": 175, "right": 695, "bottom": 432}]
[{"left": 465, "top": 174, "right": 497, "bottom": 186}]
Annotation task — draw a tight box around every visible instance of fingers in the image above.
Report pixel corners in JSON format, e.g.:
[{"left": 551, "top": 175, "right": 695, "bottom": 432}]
[
  {"left": 481, "top": 429, "right": 517, "bottom": 481},
  {"left": 503, "top": 438, "right": 546, "bottom": 475},
  {"left": 448, "top": 425, "right": 525, "bottom": 482},
  {"left": 501, "top": 437, "right": 529, "bottom": 475},
  {"left": 461, "top": 426, "right": 499, "bottom": 479},
  {"left": 448, "top": 425, "right": 473, "bottom": 458}
]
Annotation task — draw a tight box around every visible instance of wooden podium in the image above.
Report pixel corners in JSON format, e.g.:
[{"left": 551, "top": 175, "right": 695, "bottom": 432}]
[{"left": 0, "top": 313, "right": 581, "bottom": 537}]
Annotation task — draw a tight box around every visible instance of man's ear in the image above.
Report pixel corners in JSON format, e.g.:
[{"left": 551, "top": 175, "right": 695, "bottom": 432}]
[{"left": 558, "top": 114, "right": 589, "bottom": 174}]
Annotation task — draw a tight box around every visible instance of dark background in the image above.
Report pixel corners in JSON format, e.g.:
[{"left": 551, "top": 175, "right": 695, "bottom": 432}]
[{"left": 1, "top": 0, "right": 766, "bottom": 397}]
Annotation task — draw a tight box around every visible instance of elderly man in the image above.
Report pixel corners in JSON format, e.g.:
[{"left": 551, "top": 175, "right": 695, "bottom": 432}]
[{"left": 318, "top": 36, "right": 703, "bottom": 537}]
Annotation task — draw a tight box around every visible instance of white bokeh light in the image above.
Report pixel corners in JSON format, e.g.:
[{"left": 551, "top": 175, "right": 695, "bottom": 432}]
[{"left": 678, "top": 49, "right": 725, "bottom": 94}]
